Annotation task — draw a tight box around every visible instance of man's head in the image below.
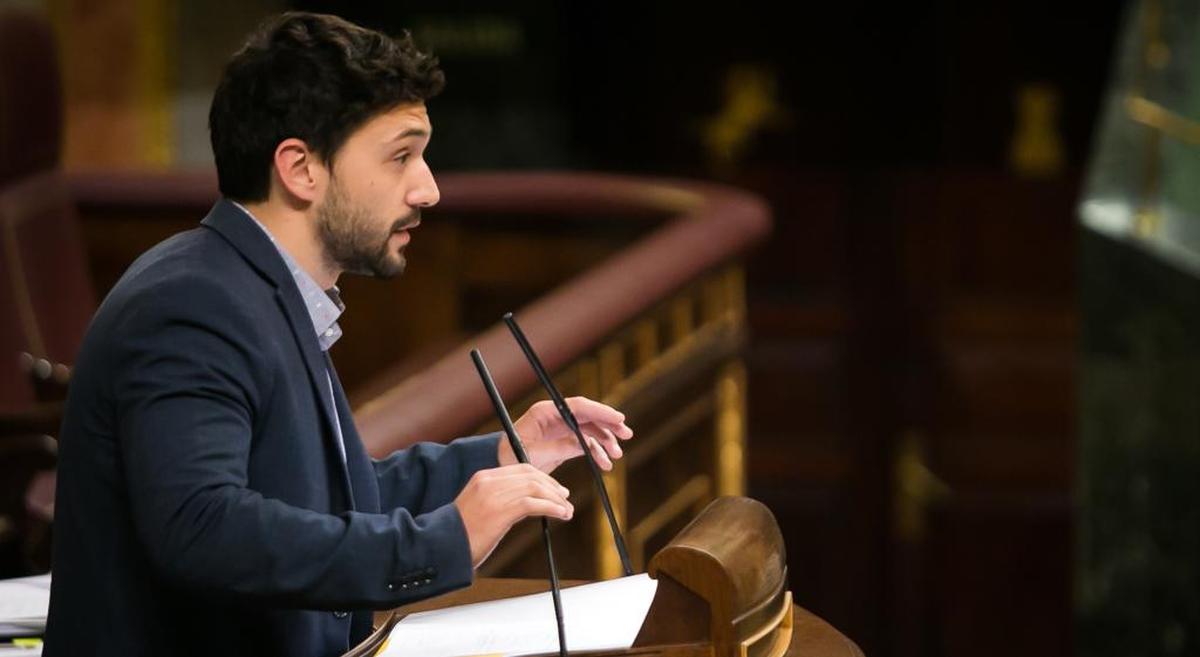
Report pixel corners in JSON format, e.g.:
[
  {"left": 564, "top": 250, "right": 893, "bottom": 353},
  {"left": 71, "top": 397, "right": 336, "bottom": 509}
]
[{"left": 209, "top": 12, "right": 443, "bottom": 278}]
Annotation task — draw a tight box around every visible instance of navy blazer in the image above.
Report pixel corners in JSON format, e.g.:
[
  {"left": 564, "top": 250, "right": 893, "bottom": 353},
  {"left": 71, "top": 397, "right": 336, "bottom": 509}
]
[{"left": 44, "top": 200, "right": 499, "bottom": 657}]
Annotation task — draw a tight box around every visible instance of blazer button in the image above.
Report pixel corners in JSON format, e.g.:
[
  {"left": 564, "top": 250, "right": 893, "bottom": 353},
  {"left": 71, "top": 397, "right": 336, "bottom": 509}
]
[{"left": 333, "top": 611, "right": 349, "bottom": 619}]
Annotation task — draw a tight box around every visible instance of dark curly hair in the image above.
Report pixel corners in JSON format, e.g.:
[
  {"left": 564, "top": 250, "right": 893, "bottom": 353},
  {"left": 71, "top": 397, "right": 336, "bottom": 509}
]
[{"left": 209, "top": 12, "right": 445, "bottom": 201}]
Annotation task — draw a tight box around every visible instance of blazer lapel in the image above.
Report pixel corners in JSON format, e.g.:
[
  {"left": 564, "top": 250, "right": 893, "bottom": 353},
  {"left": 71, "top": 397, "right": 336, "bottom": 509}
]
[
  {"left": 200, "top": 200, "right": 355, "bottom": 508},
  {"left": 277, "top": 291, "right": 356, "bottom": 510},
  {"left": 325, "top": 353, "right": 380, "bottom": 514}
]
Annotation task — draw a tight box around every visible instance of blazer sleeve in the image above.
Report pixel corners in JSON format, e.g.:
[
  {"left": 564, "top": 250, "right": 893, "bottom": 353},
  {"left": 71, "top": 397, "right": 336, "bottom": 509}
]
[
  {"left": 113, "top": 276, "right": 473, "bottom": 610},
  {"left": 371, "top": 433, "right": 501, "bottom": 514}
]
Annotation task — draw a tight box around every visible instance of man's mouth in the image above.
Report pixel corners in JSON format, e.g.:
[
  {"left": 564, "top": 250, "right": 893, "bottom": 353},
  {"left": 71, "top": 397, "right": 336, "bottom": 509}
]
[{"left": 393, "top": 215, "right": 421, "bottom": 233}]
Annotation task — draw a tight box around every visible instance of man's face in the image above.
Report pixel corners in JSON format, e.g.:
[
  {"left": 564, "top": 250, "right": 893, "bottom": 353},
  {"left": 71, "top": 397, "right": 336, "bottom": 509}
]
[{"left": 315, "top": 103, "right": 439, "bottom": 279}]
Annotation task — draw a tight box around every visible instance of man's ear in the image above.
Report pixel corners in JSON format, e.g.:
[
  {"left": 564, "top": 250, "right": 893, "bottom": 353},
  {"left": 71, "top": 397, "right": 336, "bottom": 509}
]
[{"left": 271, "top": 138, "right": 326, "bottom": 204}]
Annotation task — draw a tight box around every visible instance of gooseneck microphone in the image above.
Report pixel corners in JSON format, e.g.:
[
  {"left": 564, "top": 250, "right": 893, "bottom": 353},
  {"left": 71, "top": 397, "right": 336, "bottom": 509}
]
[
  {"left": 502, "top": 312, "right": 634, "bottom": 577},
  {"left": 470, "top": 348, "right": 568, "bottom": 657}
]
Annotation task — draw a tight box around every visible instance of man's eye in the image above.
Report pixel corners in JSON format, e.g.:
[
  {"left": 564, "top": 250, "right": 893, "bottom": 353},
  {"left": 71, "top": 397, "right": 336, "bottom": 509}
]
[{"left": 393, "top": 152, "right": 410, "bottom": 164}]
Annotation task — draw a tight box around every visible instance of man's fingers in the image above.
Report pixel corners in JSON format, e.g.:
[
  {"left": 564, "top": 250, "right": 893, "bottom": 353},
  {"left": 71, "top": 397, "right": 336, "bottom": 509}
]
[
  {"left": 518, "top": 497, "right": 574, "bottom": 521},
  {"left": 520, "top": 477, "right": 571, "bottom": 507},
  {"left": 598, "top": 426, "right": 623, "bottom": 458},
  {"left": 585, "top": 435, "right": 614, "bottom": 470},
  {"left": 482, "top": 465, "right": 572, "bottom": 509},
  {"left": 486, "top": 463, "right": 570, "bottom": 496},
  {"left": 493, "top": 476, "right": 573, "bottom": 518},
  {"left": 530, "top": 397, "right": 633, "bottom": 442},
  {"left": 580, "top": 424, "right": 623, "bottom": 459},
  {"left": 566, "top": 396, "right": 626, "bottom": 427}
]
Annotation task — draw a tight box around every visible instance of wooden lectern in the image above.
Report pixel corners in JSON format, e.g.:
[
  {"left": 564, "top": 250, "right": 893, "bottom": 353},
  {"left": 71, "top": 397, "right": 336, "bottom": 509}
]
[{"left": 346, "top": 497, "right": 862, "bottom": 657}]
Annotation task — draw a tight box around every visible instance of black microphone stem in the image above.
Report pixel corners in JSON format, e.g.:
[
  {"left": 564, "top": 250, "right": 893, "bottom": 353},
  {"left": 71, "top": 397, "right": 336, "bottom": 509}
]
[
  {"left": 470, "top": 349, "right": 568, "bottom": 657},
  {"left": 502, "top": 313, "right": 635, "bottom": 577}
]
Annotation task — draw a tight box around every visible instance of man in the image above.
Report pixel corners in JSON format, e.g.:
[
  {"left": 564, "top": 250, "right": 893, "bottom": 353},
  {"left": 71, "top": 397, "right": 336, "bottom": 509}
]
[{"left": 44, "top": 12, "right": 632, "bottom": 657}]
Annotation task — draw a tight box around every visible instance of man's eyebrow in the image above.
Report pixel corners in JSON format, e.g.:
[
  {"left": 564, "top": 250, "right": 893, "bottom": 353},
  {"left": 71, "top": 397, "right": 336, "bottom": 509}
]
[{"left": 388, "top": 127, "right": 429, "bottom": 142}]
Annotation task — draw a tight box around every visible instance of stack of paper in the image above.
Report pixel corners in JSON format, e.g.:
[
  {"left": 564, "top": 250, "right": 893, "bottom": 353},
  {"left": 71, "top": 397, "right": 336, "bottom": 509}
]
[
  {"left": 0, "top": 573, "right": 50, "bottom": 638},
  {"left": 379, "top": 573, "right": 658, "bottom": 657}
]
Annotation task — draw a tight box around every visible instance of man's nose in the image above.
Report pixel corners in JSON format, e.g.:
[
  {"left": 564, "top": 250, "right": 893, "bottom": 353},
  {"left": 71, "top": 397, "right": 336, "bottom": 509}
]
[{"left": 408, "top": 163, "right": 440, "bottom": 208}]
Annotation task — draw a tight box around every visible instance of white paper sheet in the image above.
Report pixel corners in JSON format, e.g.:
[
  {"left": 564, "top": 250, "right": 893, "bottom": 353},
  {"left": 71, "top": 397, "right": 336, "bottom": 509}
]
[
  {"left": 378, "top": 574, "right": 658, "bottom": 657},
  {"left": 0, "top": 575, "right": 49, "bottom": 622},
  {"left": 0, "top": 574, "right": 50, "bottom": 638}
]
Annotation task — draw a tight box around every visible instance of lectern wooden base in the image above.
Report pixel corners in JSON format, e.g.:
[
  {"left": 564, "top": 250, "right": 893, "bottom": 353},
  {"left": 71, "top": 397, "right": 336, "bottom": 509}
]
[{"left": 346, "top": 498, "right": 862, "bottom": 657}]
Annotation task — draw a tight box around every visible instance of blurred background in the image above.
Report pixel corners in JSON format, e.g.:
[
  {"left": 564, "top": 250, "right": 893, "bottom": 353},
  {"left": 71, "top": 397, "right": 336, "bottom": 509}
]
[{"left": 8, "top": 0, "right": 1200, "bottom": 655}]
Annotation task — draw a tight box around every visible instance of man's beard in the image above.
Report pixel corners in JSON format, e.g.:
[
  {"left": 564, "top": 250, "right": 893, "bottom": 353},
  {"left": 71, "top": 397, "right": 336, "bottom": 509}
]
[{"left": 316, "top": 181, "right": 417, "bottom": 279}]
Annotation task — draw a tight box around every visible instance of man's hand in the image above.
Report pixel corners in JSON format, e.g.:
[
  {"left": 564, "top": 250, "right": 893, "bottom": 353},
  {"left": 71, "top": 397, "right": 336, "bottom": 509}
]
[
  {"left": 454, "top": 463, "right": 573, "bottom": 567},
  {"left": 500, "top": 397, "right": 634, "bottom": 473}
]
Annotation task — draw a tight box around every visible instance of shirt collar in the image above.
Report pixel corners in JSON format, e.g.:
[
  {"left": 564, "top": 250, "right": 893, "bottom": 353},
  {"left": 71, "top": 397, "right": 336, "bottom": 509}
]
[{"left": 229, "top": 200, "right": 344, "bottom": 351}]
